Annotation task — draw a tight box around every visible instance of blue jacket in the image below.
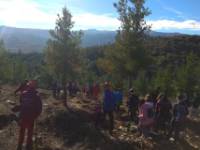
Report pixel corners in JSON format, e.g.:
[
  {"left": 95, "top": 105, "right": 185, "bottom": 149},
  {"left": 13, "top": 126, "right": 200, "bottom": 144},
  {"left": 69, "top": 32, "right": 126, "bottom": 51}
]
[
  {"left": 113, "top": 91, "right": 123, "bottom": 104},
  {"left": 103, "top": 89, "right": 115, "bottom": 112}
]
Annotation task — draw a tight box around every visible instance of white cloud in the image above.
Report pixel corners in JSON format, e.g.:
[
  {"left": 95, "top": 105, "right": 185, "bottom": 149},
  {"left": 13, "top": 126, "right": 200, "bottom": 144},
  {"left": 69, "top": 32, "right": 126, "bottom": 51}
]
[
  {"left": 0, "top": 0, "right": 57, "bottom": 29},
  {"left": 0, "top": 0, "right": 200, "bottom": 32},
  {"left": 73, "top": 13, "right": 120, "bottom": 30},
  {"left": 148, "top": 19, "right": 200, "bottom": 30}
]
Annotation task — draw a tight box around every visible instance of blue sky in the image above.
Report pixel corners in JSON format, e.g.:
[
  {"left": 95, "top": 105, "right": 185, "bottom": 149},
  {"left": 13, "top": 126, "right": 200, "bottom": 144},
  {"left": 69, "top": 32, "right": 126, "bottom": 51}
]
[{"left": 0, "top": 0, "right": 200, "bottom": 34}]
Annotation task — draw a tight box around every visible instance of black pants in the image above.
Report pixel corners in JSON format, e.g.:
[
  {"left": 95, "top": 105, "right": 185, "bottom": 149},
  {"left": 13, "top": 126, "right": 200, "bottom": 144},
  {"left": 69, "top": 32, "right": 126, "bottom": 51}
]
[
  {"left": 129, "top": 107, "right": 138, "bottom": 123},
  {"left": 103, "top": 110, "right": 114, "bottom": 133}
]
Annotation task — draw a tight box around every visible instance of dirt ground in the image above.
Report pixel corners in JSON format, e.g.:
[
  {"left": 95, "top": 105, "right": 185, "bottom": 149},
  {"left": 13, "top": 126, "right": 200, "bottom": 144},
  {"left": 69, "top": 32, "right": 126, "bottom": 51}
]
[{"left": 0, "top": 85, "right": 200, "bottom": 150}]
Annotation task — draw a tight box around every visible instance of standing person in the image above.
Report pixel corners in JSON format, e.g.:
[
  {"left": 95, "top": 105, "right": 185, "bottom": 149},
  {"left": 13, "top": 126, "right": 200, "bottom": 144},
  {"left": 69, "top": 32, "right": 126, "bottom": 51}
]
[
  {"left": 93, "top": 83, "right": 101, "bottom": 100},
  {"left": 155, "top": 93, "right": 172, "bottom": 132},
  {"left": 17, "top": 80, "right": 42, "bottom": 150},
  {"left": 103, "top": 82, "right": 115, "bottom": 134},
  {"left": 127, "top": 89, "right": 139, "bottom": 123},
  {"left": 138, "top": 94, "right": 155, "bottom": 137},
  {"left": 169, "top": 94, "right": 189, "bottom": 140}
]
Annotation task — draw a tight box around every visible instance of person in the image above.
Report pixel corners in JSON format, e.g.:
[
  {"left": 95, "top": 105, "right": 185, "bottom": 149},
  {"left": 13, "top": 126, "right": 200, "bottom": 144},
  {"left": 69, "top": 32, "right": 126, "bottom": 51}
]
[
  {"left": 103, "top": 82, "right": 115, "bottom": 134},
  {"left": 92, "top": 83, "right": 101, "bottom": 100},
  {"left": 113, "top": 88, "right": 123, "bottom": 112},
  {"left": 138, "top": 94, "right": 155, "bottom": 137},
  {"left": 17, "top": 80, "right": 42, "bottom": 150},
  {"left": 169, "top": 94, "right": 189, "bottom": 140},
  {"left": 155, "top": 93, "right": 172, "bottom": 132},
  {"left": 127, "top": 89, "right": 139, "bottom": 123}
]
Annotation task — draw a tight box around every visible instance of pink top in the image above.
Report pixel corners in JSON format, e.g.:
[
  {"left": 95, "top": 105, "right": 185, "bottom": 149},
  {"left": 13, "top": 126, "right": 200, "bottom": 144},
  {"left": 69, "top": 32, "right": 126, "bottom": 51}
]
[{"left": 138, "top": 102, "right": 154, "bottom": 127}]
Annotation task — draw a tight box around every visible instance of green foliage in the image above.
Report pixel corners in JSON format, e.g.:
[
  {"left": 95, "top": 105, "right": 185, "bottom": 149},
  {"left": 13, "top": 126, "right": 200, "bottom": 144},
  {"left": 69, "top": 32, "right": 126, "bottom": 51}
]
[
  {"left": 103, "top": 0, "right": 152, "bottom": 87},
  {"left": 45, "top": 7, "right": 82, "bottom": 84},
  {"left": 174, "top": 53, "right": 200, "bottom": 97}
]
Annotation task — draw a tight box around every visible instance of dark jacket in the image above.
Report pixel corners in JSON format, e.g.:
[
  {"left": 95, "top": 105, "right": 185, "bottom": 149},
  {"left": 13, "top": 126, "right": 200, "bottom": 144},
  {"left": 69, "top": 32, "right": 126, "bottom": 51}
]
[{"left": 20, "top": 88, "right": 42, "bottom": 123}]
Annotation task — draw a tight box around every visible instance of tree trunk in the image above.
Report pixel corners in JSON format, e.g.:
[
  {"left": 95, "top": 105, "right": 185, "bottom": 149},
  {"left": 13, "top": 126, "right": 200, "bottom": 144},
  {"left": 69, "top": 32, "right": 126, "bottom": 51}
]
[{"left": 62, "top": 76, "right": 68, "bottom": 109}]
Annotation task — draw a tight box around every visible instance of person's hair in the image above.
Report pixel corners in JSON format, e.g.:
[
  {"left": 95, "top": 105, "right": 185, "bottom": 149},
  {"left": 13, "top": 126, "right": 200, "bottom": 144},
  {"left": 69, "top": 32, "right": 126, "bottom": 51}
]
[
  {"left": 177, "top": 94, "right": 184, "bottom": 101},
  {"left": 144, "top": 94, "right": 151, "bottom": 101}
]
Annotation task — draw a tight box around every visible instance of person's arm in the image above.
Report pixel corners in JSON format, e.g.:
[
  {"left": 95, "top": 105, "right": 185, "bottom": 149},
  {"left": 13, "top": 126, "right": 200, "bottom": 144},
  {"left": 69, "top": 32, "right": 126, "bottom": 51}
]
[{"left": 14, "top": 84, "right": 22, "bottom": 95}]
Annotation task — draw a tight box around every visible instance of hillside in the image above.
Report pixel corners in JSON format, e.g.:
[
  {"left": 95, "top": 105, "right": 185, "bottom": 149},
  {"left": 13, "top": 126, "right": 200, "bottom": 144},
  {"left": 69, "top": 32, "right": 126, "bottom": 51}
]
[
  {"left": 0, "top": 85, "right": 200, "bottom": 150},
  {"left": 0, "top": 26, "right": 116, "bottom": 53},
  {"left": 0, "top": 26, "right": 185, "bottom": 53}
]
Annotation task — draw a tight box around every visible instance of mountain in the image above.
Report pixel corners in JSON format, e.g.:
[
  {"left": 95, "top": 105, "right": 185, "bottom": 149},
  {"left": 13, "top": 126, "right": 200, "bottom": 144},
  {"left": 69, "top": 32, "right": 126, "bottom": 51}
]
[{"left": 0, "top": 26, "right": 183, "bottom": 53}]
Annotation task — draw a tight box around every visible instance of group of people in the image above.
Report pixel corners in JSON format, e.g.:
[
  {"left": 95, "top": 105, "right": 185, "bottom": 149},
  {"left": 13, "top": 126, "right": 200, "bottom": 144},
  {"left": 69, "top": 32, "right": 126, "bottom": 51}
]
[
  {"left": 94, "top": 82, "right": 191, "bottom": 140},
  {"left": 11, "top": 79, "right": 199, "bottom": 150},
  {"left": 51, "top": 81, "right": 80, "bottom": 99}
]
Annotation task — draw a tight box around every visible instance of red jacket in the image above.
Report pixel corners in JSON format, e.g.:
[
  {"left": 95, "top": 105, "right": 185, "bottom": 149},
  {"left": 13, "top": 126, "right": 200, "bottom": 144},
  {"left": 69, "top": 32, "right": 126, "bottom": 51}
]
[{"left": 20, "top": 88, "right": 42, "bottom": 123}]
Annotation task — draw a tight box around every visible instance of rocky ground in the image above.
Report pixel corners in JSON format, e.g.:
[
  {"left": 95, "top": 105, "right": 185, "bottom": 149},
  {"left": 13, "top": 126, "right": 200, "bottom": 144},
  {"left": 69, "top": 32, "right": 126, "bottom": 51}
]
[{"left": 0, "top": 85, "right": 200, "bottom": 150}]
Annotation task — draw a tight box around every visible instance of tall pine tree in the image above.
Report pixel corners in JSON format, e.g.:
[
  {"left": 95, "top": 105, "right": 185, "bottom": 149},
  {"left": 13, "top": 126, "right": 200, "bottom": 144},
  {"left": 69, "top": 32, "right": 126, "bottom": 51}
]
[
  {"left": 113, "top": 0, "right": 151, "bottom": 88},
  {"left": 45, "top": 7, "right": 81, "bottom": 104}
]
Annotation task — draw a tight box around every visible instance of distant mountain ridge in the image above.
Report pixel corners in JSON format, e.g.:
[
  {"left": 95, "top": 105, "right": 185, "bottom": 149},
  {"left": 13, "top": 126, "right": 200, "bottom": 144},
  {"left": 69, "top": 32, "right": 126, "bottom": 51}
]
[{"left": 0, "top": 26, "right": 183, "bottom": 53}]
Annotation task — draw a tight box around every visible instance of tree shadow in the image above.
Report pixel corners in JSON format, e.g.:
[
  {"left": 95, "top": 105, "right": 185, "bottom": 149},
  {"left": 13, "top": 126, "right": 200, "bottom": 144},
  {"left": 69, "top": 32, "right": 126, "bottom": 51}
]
[
  {"left": 39, "top": 108, "right": 140, "bottom": 150},
  {"left": 0, "top": 114, "right": 16, "bottom": 130}
]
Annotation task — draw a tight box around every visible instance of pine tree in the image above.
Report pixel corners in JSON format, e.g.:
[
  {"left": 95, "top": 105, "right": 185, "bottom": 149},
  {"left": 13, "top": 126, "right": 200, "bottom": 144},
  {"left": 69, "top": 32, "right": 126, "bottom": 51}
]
[
  {"left": 113, "top": 0, "right": 151, "bottom": 88},
  {"left": 45, "top": 7, "right": 81, "bottom": 103}
]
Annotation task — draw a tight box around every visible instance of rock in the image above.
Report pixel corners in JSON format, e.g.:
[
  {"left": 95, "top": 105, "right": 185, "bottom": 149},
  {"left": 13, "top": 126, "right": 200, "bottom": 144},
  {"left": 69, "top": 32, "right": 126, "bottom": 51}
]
[
  {"left": 169, "top": 137, "right": 175, "bottom": 142},
  {"left": 6, "top": 100, "right": 16, "bottom": 105}
]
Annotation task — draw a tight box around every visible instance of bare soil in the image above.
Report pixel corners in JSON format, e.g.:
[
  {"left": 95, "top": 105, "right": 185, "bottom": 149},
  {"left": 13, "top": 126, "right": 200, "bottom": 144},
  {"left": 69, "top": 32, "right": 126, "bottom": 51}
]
[{"left": 0, "top": 85, "right": 200, "bottom": 150}]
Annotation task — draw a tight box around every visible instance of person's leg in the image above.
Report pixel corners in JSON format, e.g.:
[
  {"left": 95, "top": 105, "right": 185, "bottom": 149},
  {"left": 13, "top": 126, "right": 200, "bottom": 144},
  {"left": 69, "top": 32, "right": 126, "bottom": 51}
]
[
  {"left": 26, "top": 122, "right": 34, "bottom": 150},
  {"left": 130, "top": 108, "right": 134, "bottom": 121},
  {"left": 17, "top": 126, "right": 26, "bottom": 150},
  {"left": 133, "top": 109, "right": 138, "bottom": 124},
  {"left": 174, "top": 122, "right": 180, "bottom": 140},
  {"left": 168, "top": 119, "right": 175, "bottom": 137}
]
